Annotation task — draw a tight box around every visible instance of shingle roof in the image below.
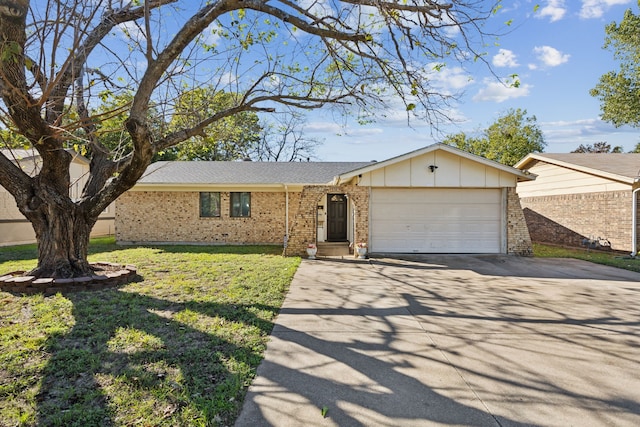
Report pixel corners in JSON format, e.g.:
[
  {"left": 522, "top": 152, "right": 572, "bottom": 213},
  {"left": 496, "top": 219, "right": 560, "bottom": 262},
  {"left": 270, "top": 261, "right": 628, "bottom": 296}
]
[
  {"left": 138, "top": 161, "right": 374, "bottom": 185},
  {"left": 520, "top": 153, "right": 640, "bottom": 181}
]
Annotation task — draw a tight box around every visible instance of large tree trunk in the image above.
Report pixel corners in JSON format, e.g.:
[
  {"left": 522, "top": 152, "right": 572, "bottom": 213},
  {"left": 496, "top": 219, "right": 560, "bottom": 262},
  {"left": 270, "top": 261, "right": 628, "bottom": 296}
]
[
  {"left": 14, "top": 150, "right": 100, "bottom": 279},
  {"left": 28, "top": 204, "right": 95, "bottom": 279}
]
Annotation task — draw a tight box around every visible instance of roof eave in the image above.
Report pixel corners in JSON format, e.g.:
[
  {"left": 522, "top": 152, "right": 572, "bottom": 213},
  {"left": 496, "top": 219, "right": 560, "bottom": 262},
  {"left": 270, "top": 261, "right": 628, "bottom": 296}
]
[{"left": 131, "top": 182, "right": 326, "bottom": 191}]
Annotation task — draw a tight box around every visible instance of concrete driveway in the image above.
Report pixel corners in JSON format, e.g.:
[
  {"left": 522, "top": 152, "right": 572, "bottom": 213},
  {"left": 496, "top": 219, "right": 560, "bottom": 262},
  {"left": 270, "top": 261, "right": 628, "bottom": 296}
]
[{"left": 235, "top": 255, "right": 640, "bottom": 426}]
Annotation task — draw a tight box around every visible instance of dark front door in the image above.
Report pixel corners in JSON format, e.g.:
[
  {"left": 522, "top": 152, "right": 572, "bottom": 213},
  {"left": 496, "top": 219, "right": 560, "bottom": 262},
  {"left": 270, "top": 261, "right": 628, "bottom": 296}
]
[{"left": 327, "top": 194, "right": 347, "bottom": 241}]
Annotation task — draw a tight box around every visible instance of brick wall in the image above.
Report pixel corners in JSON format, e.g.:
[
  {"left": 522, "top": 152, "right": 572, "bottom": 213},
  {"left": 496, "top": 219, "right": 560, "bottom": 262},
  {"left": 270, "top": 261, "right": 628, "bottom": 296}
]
[
  {"left": 116, "top": 191, "right": 300, "bottom": 245},
  {"left": 117, "top": 186, "right": 534, "bottom": 257},
  {"left": 506, "top": 187, "right": 533, "bottom": 256},
  {"left": 520, "top": 190, "right": 638, "bottom": 252},
  {"left": 285, "top": 185, "right": 369, "bottom": 256}
]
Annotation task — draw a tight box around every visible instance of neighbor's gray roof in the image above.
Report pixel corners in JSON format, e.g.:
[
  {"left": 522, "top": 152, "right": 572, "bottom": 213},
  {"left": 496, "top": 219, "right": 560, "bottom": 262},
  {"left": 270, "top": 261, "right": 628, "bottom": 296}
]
[
  {"left": 517, "top": 153, "right": 640, "bottom": 182},
  {"left": 0, "top": 148, "right": 39, "bottom": 162},
  {"left": 0, "top": 148, "right": 89, "bottom": 164},
  {"left": 138, "top": 161, "right": 374, "bottom": 185}
]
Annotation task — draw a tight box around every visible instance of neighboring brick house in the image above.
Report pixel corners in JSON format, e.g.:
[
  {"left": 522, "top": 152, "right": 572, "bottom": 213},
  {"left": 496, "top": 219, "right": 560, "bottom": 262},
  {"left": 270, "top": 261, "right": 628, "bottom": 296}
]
[
  {"left": 116, "top": 143, "right": 534, "bottom": 256},
  {"left": 515, "top": 153, "right": 640, "bottom": 254},
  {"left": 0, "top": 149, "right": 115, "bottom": 247}
]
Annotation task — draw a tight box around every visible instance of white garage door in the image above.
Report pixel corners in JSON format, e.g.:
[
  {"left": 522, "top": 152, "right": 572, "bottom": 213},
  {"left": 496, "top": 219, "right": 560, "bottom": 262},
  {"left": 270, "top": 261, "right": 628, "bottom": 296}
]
[{"left": 370, "top": 188, "right": 503, "bottom": 253}]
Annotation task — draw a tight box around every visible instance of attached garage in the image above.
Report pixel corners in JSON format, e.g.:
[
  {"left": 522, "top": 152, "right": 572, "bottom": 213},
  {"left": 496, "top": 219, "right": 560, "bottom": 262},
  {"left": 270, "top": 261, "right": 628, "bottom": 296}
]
[
  {"left": 334, "top": 143, "right": 534, "bottom": 255},
  {"left": 370, "top": 188, "right": 503, "bottom": 253}
]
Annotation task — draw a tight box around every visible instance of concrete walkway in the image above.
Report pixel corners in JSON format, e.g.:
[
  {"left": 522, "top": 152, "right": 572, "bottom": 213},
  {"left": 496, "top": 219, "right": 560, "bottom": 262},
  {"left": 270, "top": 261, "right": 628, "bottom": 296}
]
[{"left": 235, "top": 255, "right": 640, "bottom": 426}]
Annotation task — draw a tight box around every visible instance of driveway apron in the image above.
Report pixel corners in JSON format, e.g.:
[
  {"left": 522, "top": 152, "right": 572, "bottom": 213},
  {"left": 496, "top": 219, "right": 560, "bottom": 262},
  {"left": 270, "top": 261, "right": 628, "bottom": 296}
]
[{"left": 235, "top": 256, "right": 640, "bottom": 427}]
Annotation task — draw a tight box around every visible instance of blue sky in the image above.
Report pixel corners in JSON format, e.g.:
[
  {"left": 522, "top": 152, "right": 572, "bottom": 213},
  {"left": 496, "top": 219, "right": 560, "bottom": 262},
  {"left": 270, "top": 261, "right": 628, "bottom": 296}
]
[{"left": 306, "top": 0, "right": 640, "bottom": 161}]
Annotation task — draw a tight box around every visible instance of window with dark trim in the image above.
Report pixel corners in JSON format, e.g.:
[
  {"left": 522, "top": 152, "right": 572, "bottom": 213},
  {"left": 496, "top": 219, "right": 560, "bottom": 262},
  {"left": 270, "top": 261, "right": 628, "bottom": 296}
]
[
  {"left": 230, "top": 192, "right": 251, "bottom": 217},
  {"left": 199, "top": 192, "right": 221, "bottom": 217}
]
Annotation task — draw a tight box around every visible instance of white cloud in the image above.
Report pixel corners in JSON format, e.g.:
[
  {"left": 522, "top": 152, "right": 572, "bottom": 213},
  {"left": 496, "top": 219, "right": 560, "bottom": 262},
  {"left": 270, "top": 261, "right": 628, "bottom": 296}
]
[
  {"left": 304, "top": 121, "right": 344, "bottom": 134},
  {"left": 543, "top": 118, "right": 601, "bottom": 135},
  {"left": 493, "top": 49, "right": 519, "bottom": 68},
  {"left": 427, "top": 63, "right": 473, "bottom": 92},
  {"left": 533, "top": 46, "right": 570, "bottom": 67},
  {"left": 542, "top": 117, "right": 636, "bottom": 137},
  {"left": 375, "top": 109, "right": 427, "bottom": 128},
  {"left": 540, "top": 117, "right": 638, "bottom": 152},
  {"left": 537, "top": 0, "right": 567, "bottom": 22},
  {"left": 346, "top": 127, "right": 385, "bottom": 136},
  {"left": 263, "top": 74, "right": 281, "bottom": 90},
  {"left": 472, "top": 79, "right": 531, "bottom": 103},
  {"left": 438, "top": 12, "right": 461, "bottom": 38},
  {"left": 344, "top": 4, "right": 381, "bottom": 32},
  {"left": 298, "top": 0, "right": 335, "bottom": 18},
  {"left": 217, "top": 72, "right": 238, "bottom": 87},
  {"left": 543, "top": 118, "right": 618, "bottom": 141},
  {"left": 203, "top": 22, "right": 223, "bottom": 46},
  {"left": 118, "top": 21, "right": 145, "bottom": 45},
  {"left": 304, "top": 121, "right": 385, "bottom": 137},
  {"left": 580, "top": 0, "right": 631, "bottom": 19}
]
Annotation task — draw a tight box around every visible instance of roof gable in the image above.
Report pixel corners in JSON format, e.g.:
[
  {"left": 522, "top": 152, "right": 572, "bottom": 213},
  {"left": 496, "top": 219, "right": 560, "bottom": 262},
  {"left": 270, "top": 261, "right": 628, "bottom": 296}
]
[
  {"left": 335, "top": 143, "right": 533, "bottom": 184},
  {"left": 515, "top": 153, "right": 640, "bottom": 184}
]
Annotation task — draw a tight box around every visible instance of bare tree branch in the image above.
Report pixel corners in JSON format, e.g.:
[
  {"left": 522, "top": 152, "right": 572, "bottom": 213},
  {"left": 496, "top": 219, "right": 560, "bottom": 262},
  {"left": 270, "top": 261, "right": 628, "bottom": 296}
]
[
  {"left": 49, "top": 0, "right": 178, "bottom": 121},
  {"left": 0, "top": 0, "right": 501, "bottom": 276}
]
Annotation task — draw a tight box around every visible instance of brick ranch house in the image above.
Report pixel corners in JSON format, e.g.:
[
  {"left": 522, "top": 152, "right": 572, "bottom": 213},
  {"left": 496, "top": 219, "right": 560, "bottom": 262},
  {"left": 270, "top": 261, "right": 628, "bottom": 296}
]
[
  {"left": 515, "top": 153, "right": 640, "bottom": 255},
  {"left": 116, "top": 143, "right": 534, "bottom": 256}
]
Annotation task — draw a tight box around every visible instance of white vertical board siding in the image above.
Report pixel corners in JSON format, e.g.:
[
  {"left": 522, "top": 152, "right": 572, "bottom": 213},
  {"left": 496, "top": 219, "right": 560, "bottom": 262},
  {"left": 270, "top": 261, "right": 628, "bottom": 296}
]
[
  {"left": 370, "top": 188, "right": 503, "bottom": 253},
  {"left": 357, "top": 150, "right": 517, "bottom": 188}
]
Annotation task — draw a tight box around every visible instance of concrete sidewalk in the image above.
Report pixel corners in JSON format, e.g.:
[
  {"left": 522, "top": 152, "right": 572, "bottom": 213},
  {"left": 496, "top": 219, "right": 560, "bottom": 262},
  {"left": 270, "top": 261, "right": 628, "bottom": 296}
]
[{"left": 235, "top": 256, "right": 640, "bottom": 426}]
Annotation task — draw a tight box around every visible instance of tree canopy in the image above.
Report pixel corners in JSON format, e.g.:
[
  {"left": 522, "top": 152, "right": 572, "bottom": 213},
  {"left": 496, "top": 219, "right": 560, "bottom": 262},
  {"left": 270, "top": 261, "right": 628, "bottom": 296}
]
[
  {"left": 572, "top": 141, "right": 623, "bottom": 153},
  {"left": 590, "top": 2, "right": 640, "bottom": 127},
  {"left": 442, "top": 108, "right": 546, "bottom": 166},
  {"left": 0, "top": 0, "right": 503, "bottom": 278},
  {"left": 161, "top": 89, "right": 262, "bottom": 161}
]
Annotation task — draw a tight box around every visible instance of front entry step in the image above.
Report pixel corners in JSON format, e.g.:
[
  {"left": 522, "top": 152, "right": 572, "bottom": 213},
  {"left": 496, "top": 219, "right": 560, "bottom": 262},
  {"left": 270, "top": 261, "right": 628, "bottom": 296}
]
[{"left": 317, "top": 242, "right": 351, "bottom": 257}]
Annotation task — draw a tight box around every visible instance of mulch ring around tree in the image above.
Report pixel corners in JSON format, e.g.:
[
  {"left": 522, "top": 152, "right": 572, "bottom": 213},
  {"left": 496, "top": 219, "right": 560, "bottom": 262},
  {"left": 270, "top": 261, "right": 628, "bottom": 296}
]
[{"left": 0, "top": 263, "right": 139, "bottom": 296}]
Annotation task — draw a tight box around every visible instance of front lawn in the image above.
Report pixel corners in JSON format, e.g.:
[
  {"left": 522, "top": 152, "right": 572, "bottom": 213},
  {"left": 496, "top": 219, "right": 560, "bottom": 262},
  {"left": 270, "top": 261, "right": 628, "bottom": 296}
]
[
  {"left": 534, "top": 243, "right": 640, "bottom": 273},
  {"left": 0, "top": 237, "right": 300, "bottom": 426}
]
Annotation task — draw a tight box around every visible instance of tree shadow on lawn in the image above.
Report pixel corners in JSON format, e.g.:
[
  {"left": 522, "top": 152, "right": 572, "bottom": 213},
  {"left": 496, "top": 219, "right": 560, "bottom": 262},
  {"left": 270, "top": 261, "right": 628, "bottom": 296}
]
[{"left": 35, "top": 287, "right": 277, "bottom": 426}]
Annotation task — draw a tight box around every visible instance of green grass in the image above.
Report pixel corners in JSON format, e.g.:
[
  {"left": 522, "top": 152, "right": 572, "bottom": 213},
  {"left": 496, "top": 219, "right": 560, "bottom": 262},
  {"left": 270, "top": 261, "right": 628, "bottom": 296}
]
[
  {"left": 0, "top": 237, "right": 300, "bottom": 427},
  {"left": 534, "top": 243, "right": 640, "bottom": 273}
]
